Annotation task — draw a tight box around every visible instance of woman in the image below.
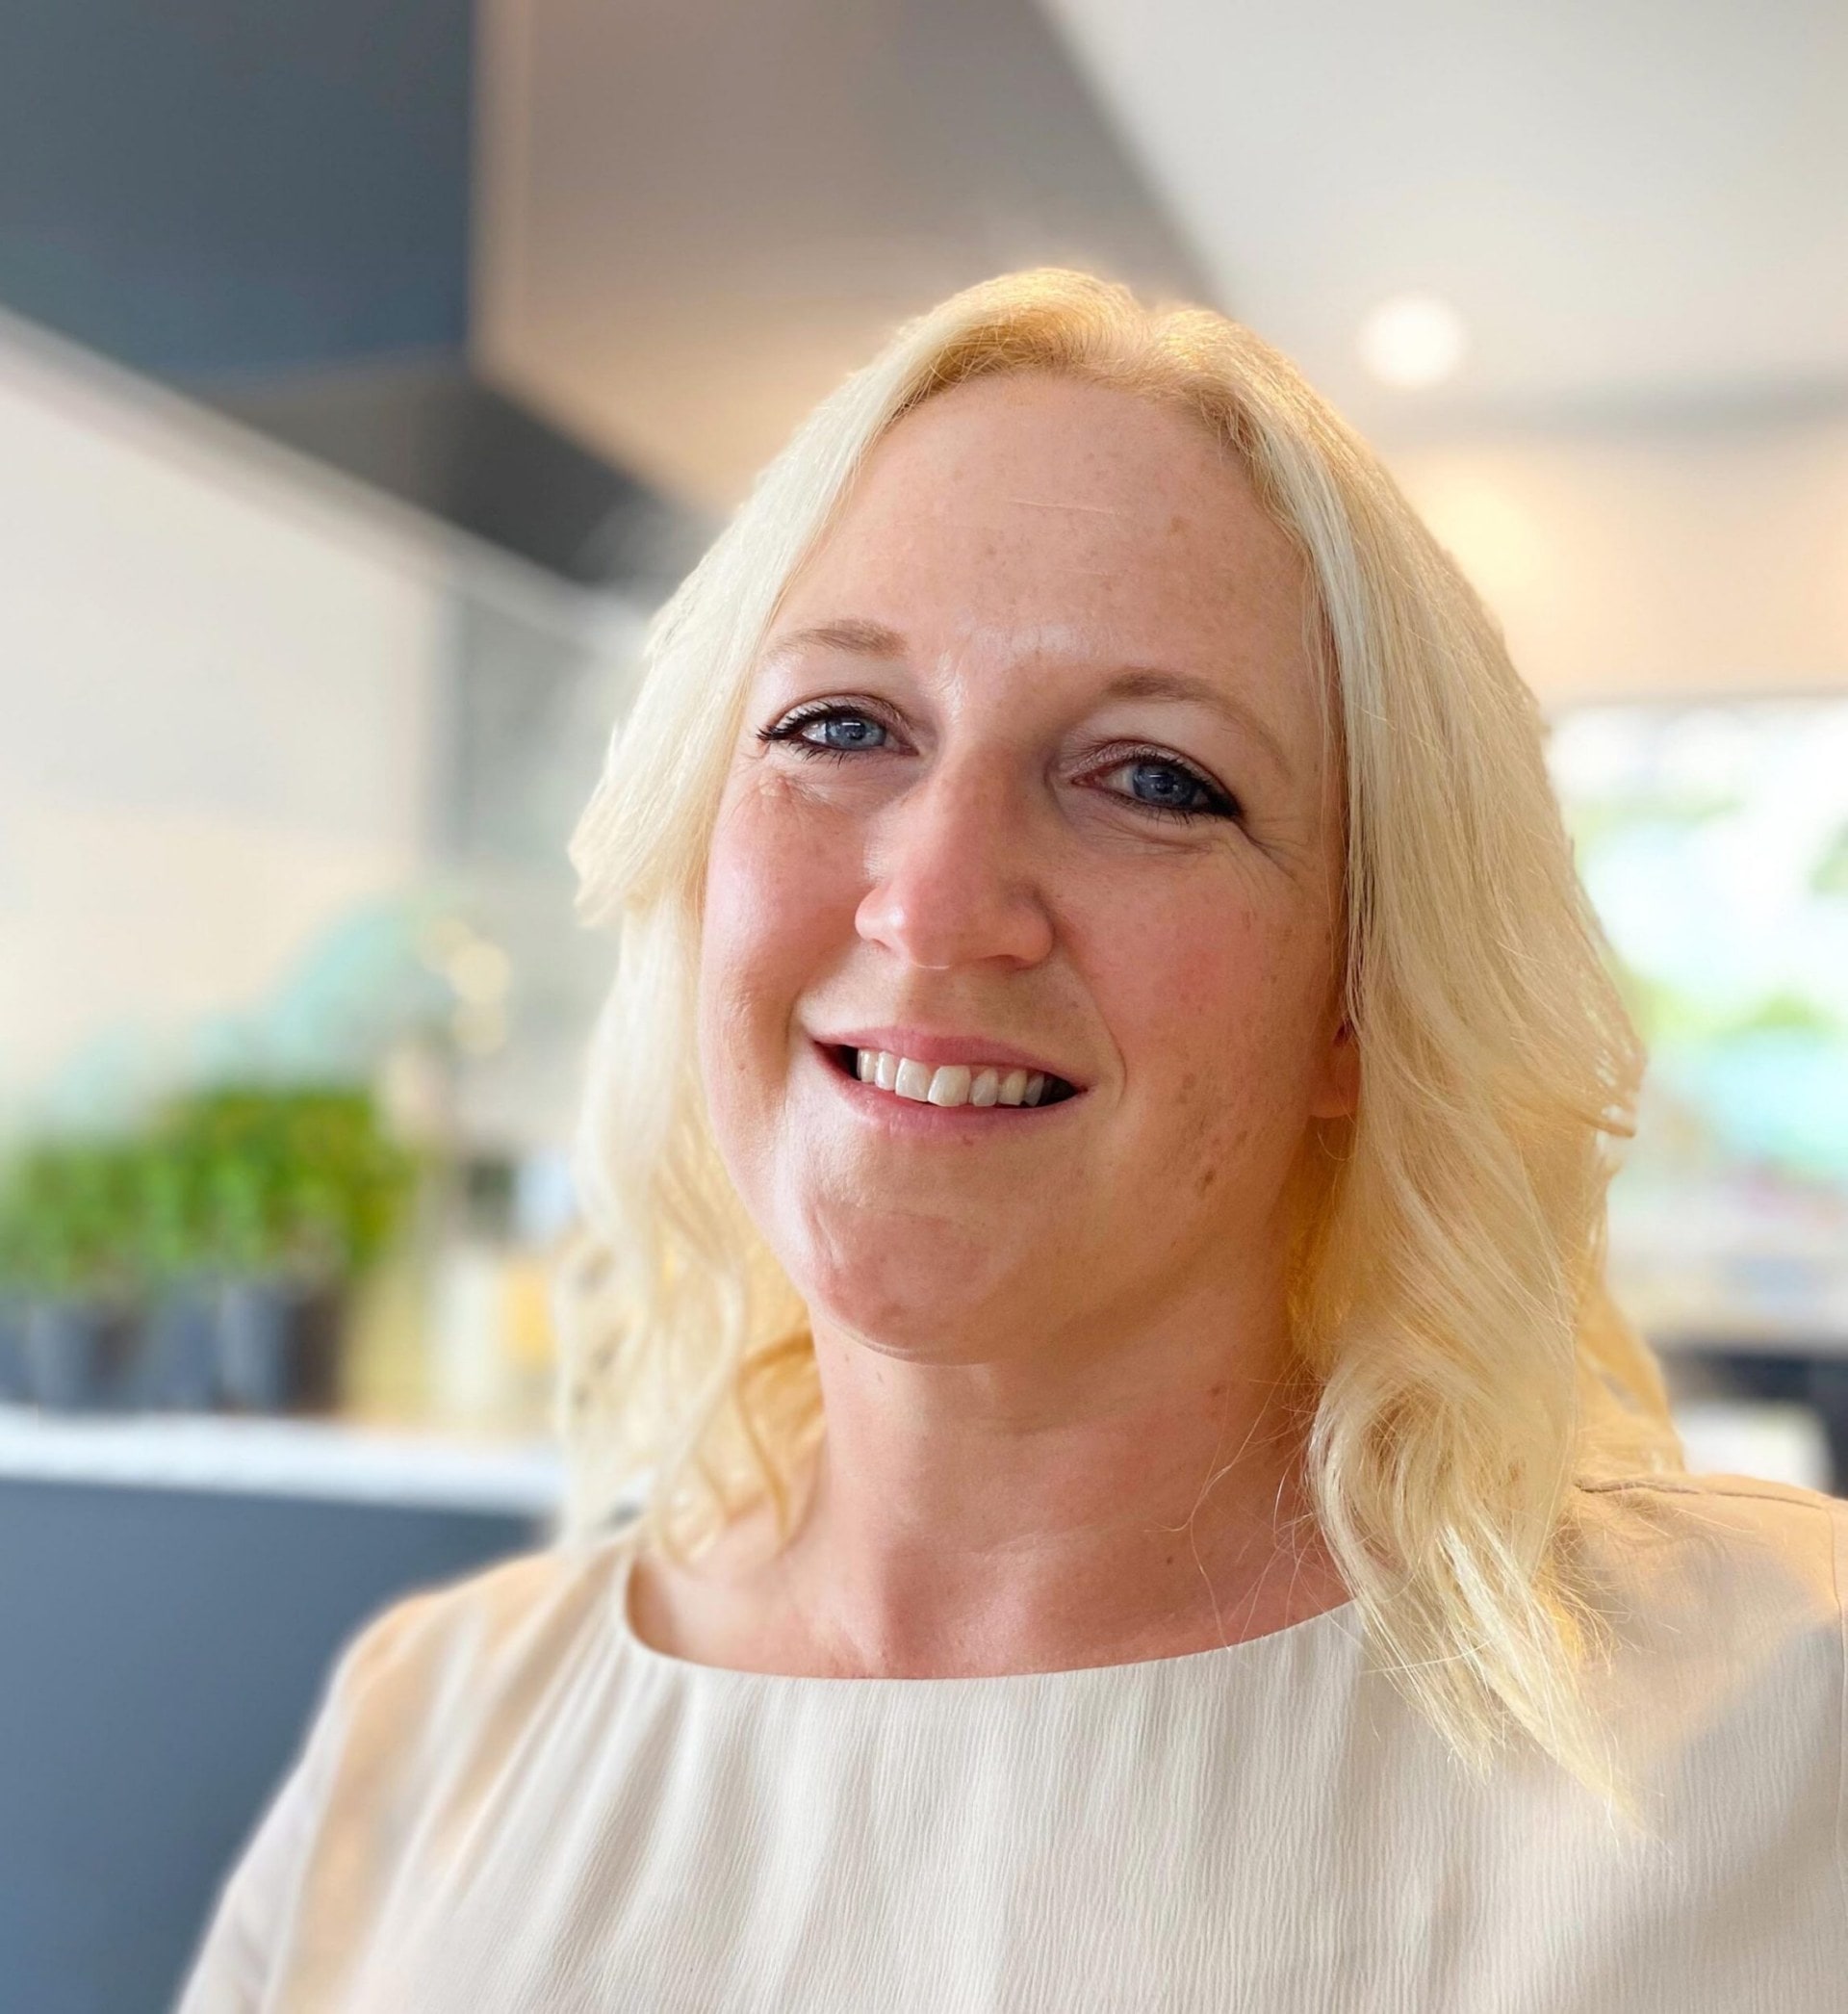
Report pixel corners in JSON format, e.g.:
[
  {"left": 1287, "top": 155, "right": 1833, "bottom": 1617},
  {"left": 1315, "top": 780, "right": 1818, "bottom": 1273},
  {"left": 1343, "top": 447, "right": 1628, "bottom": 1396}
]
[{"left": 178, "top": 271, "right": 1846, "bottom": 2011}]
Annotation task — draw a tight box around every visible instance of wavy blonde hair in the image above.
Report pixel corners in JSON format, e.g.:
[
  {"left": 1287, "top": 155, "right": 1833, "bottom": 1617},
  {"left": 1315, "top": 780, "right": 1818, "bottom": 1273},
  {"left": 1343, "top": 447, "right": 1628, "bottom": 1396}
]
[{"left": 557, "top": 268, "right": 1684, "bottom": 1828}]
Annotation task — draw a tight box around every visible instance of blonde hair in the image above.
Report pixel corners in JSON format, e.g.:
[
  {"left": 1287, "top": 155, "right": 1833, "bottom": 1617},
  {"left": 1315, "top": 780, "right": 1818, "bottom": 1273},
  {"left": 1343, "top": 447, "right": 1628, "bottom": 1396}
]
[{"left": 559, "top": 268, "right": 1684, "bottom": 1828}]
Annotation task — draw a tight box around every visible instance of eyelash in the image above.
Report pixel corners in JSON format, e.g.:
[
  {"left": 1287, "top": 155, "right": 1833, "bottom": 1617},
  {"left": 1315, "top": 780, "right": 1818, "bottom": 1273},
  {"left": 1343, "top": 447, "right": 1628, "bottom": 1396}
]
[{"left": 755, "top": 702, "right": 1243, "bottom": 826}]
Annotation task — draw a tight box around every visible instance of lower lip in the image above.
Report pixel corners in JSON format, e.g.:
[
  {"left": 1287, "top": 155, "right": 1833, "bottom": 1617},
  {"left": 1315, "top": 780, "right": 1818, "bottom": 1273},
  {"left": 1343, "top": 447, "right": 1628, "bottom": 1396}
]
[{"left": 808, "top": 1042, "right": 1086, "bottom": 1138}]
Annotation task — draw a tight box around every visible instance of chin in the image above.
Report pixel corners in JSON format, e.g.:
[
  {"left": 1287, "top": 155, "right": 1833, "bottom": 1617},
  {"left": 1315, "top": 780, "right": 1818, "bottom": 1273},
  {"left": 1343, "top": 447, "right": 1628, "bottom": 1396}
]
[{"left": 798, "top": 1247, "right": 1021, "bottom": 1358}]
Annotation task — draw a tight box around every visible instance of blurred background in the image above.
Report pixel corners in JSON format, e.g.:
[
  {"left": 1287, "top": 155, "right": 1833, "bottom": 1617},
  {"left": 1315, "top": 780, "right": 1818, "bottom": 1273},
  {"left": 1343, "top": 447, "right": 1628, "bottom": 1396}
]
[{"left": 0, "top": 3, "right": 1842, "bottom": 2006}]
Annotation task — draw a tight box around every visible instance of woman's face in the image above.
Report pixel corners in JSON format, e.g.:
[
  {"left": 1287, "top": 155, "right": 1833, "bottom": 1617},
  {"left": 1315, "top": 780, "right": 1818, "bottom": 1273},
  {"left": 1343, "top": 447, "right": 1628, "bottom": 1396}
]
[{"left": 698, "top": 371, "right": 1356, "bottom": 1368}]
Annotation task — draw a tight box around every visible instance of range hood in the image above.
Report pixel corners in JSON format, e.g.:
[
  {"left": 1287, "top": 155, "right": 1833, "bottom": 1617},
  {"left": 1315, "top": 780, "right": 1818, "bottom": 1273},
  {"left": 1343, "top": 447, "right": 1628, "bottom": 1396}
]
[{"left": 0, "top": 0, "right": 1207, "bottom": 583}]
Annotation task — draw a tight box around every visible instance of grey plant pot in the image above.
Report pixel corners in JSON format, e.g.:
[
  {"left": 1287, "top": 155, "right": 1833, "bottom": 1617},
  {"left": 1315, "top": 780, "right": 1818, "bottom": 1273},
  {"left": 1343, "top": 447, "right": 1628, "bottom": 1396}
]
[
  {"left": 22, "top": 1298, "right": 138, "bottom": 1412},
  {"left": 0, "top": 1296, "right": 30, "bottom": 1402},
  {"left": 216, "top": 1277, "right": 344, "bottom": 1415},
  {"left": 133, "top": 1285, "right": 223, "bottom": 1411}
]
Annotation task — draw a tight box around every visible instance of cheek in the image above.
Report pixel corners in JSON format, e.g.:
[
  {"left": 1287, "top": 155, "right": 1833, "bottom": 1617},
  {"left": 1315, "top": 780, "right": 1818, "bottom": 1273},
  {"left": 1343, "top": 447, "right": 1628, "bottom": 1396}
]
[
  {"left": 1099, "top": 884, "right": 1326, "bottom": 1164},
  {"left": 698, "top": 785, "right": 853, "bottom": 1088}
]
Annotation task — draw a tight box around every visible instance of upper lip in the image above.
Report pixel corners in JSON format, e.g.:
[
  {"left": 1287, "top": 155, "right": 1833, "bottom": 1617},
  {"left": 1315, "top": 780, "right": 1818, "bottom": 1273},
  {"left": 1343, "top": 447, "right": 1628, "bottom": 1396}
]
[{"left": 813, "top": 1026, "right": 1088, "bottom": 1089}]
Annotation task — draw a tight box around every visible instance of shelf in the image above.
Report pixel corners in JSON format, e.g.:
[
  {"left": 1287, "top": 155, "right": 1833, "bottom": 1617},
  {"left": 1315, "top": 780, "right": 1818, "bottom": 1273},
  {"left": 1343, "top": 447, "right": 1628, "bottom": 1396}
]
[{"left": 0, "top": 1403, "right": 565, "bottom": 1515}]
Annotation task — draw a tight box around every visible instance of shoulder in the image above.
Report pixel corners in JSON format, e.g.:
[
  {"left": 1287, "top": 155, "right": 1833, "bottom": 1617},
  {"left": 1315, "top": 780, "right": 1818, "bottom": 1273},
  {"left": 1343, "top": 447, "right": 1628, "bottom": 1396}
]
[
  {"left": 317, "top": 1517, "right": 641, "bottom": 1750},
  {"left": 1568, "top": 1468, "right": 1843, "bottom": 1634},
  {"left": 1563, "top": 1470, "right": 1845, "bottom": 1762},
  {"left": 175, "top": 1522, "right": 644, "bottom": 2007}
]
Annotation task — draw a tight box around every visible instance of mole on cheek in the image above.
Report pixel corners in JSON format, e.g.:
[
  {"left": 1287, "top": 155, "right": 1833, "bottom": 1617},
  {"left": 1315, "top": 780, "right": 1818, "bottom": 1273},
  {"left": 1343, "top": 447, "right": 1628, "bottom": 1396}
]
[{"left": 1190, "top": 1108, "right": 1249, "bottom": 1200}]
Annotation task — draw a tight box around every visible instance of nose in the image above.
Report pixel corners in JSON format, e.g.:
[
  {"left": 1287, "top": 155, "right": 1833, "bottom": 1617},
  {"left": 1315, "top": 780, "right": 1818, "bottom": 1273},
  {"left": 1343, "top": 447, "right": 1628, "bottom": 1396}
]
[{"left": 854, "top": 753, "right": 1054, "bottom": 971}]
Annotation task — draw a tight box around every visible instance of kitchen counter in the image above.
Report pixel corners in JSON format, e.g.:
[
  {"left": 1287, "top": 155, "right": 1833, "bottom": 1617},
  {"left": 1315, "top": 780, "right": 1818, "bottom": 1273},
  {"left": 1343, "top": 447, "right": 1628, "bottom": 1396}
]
[{"left": 0, "top": 1401, "right": 566, "bottom": 1515}]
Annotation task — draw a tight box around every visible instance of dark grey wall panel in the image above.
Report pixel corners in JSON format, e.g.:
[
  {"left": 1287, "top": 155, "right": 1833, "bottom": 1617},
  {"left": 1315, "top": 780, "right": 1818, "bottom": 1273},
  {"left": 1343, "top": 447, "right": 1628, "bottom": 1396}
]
[
  {"left": 0, "top": 0, "right": 472, "bottom": 375},
  {"left": 0, "top": 1479, "right": 539, "bottom": 2014}
]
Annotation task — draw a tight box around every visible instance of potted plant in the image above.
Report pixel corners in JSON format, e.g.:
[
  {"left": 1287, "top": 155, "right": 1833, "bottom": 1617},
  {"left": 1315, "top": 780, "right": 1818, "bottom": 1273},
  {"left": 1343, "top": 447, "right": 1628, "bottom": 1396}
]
[
  {"left": 176, "top": 1085, "right": 418, "bottom": 1416},
  {"left": 0, "top": 1206, "right": 32, "bottom": 1402},
  {"left": 123, "top": 1136, "right": 223, "bottom": 1411},
  {"left": 1, "top": 1145, "right": 141, "bottom": 1411},
  {"left": 0, "top": 1084, "right": 421, "bottom": 1417}
]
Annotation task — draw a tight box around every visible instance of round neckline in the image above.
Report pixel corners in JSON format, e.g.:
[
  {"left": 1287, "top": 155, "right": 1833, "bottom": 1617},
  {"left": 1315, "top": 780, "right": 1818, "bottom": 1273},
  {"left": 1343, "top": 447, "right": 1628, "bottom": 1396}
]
[{"left": 608, "top": 1527, "right": 1362, "bottom": 1691}]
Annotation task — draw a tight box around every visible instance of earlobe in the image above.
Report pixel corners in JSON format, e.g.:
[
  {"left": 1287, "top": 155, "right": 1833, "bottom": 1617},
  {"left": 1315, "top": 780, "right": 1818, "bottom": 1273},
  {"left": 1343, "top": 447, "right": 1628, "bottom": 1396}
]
[{"left": 1309, "top": 1019, "right": 1359, "bottom": 1121}]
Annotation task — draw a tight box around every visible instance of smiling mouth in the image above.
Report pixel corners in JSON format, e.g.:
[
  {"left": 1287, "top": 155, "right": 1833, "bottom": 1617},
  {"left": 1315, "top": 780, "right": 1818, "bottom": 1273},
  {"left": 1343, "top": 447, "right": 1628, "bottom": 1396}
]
[{"left": 823, "top": 1044, "right": 1082, "bottom": 1108}]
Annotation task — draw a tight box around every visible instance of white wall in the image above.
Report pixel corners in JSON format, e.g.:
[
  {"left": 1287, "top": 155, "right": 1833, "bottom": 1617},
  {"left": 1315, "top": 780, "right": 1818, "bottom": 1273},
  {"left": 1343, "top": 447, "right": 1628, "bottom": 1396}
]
[
  {"left": 1388, "top": 411, "right": 1848, "bottom": 708},
  {"left": 0, "top": 316, "right": 452, "bottom": 1115}
]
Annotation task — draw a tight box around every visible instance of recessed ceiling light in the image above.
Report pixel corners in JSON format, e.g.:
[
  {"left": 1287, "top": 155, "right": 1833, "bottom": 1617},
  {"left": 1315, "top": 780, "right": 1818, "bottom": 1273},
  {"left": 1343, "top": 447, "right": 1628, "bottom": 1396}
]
[{"left": 1357, "top": 294, "right": 1469, "bottom": 389}]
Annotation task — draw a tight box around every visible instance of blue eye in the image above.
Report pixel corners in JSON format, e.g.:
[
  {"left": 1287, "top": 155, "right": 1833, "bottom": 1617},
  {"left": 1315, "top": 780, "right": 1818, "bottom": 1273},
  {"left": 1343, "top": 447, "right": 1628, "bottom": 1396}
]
[
  {"left": 1108, "top": 755, "right": 1237, "bottom": 823},
  {"left": 757, "top": 704, "right": 889, "bottom": 761},
  {"left": 756, "top": 706, "right": 1241, "bottom": 826}
]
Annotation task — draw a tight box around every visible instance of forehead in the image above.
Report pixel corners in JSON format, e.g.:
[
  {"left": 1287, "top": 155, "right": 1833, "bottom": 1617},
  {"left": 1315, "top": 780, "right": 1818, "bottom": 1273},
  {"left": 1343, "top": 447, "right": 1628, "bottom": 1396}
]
[{"left": 764, "top": 372, "right": 1322, "bottom": 761}]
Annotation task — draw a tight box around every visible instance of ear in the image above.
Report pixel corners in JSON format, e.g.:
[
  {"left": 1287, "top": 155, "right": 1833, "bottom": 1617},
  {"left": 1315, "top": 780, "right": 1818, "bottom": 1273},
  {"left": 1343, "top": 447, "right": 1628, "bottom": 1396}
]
[{"left": 1307, "top": 1017, "right": 1359, "bottom": 1121}]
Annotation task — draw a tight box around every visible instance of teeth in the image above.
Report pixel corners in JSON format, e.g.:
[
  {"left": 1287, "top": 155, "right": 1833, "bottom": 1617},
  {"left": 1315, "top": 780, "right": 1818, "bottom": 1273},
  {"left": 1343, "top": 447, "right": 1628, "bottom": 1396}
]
[
  {"left": 850, "top": 1050, "right": 1066, "bottom": 1110},
  {"left": 893, "top": 1057, "right": 934, "bottom": 1100},
  {"left": 925, "top": 1065, "right": 971, "bottom": 1107}
]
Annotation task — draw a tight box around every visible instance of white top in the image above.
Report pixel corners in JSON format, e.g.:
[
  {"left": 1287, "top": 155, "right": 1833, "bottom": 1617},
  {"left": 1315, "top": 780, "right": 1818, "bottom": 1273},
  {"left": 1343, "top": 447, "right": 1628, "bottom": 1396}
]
[{"left": 175, "top": 1473, "right": 1848, "bottom": 2013}]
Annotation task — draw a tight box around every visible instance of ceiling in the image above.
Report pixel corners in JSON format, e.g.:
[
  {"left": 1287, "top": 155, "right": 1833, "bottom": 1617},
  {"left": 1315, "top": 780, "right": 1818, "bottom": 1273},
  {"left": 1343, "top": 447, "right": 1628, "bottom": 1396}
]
[
  {"left": 481, "top": 0, "right": 1848, "bottom": 513},
  {"left": 1041, "top": 0, "right": 1848, "bottom": 443},
  {"left": 477, "top": 0, "right": 1205, "bottom": 514}
]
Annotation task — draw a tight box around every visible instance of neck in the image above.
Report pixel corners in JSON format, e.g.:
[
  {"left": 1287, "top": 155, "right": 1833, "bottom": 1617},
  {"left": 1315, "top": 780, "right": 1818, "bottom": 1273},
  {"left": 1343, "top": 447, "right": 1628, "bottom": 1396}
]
[{"left": 740, "top": 1304, "right": 1345, "bottom": 1679}]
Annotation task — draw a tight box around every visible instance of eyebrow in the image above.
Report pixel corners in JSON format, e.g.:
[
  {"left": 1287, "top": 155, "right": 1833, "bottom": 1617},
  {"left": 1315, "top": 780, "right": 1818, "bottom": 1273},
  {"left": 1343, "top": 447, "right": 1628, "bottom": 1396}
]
[
  {"left": 756, "top": 620, "right": 1294, "bottom": 779},
  {"left": 757, "top": 618, "right": 908, "bottom": 667},
  {"left": 1091, "top": 667, "right": 1293, "bottom": 780}
]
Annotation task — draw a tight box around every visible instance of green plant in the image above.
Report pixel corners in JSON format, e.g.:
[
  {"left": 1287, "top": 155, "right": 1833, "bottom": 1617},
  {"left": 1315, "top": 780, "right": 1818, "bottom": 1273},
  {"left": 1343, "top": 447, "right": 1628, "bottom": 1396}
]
[
  {"left": 163, "top": 1084, "right": 422, "bottom": 1281},
  {"left": 0, "top": 1142, "right": 151, "bottom": 1300},
  {"left": 0, "top": 1083, "right": 422, "bottom": 1301}
]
